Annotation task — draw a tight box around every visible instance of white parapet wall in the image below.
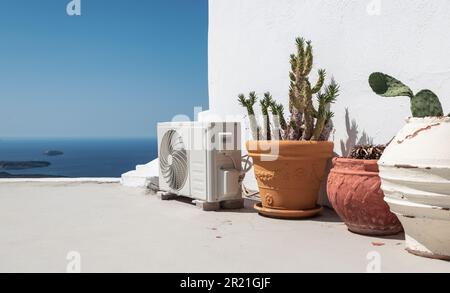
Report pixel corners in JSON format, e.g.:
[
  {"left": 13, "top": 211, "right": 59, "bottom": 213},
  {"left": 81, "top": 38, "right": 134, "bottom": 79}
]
[{"left": 121, "top": 159, "right": 159, "bottom": 188}]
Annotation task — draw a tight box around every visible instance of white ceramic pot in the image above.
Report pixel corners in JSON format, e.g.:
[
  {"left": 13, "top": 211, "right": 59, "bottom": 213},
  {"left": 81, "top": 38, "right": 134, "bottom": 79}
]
[{"left": 379, "top": 117, "right": 450, "bottom": 260}]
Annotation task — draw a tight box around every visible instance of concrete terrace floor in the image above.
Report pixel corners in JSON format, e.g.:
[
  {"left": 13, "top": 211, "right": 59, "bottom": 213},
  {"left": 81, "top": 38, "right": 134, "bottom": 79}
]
[{"left": 0, "top": 181, "right": 449, "bottom": 273}]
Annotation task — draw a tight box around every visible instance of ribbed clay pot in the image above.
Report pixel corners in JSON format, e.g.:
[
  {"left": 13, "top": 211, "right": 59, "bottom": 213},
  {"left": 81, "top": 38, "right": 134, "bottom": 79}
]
[
  {"left": 379, "top": 117, "right": 450, "bottom": 260},
  {"left": 327, "top": 158, "right": 403, "bottom": 236},
  {"left": 246, "top": 140, "right": 334, "bottom": 219}
]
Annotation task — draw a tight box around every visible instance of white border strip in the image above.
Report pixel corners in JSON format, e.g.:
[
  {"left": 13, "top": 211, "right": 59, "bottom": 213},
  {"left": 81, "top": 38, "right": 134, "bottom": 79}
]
[{"left": 0, "top": 178, "right": 121, "bottom": 183}]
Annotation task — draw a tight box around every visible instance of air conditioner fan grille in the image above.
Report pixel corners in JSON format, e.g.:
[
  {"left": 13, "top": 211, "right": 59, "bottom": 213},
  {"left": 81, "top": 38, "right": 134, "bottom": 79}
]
[{"left": 160, "top": 130, "right": 188, "bottom": 191}]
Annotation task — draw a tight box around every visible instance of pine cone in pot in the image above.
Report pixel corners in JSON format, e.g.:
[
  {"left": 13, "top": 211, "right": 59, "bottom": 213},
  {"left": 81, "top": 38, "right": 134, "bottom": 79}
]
[{"left": 349, "top": 145, "right": 386, "bottom": 160}]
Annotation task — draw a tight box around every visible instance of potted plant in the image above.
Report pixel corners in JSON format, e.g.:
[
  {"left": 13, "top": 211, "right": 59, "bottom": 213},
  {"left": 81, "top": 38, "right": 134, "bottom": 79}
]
[
  {"left": 369, "top": 72, "right": 450, "bottom": 260},
  {"left": 327, "top": 144, "right": 403, "bottom": 236},
  {"left": 238, "top": 37, "right": 339, "bottom": 219}
]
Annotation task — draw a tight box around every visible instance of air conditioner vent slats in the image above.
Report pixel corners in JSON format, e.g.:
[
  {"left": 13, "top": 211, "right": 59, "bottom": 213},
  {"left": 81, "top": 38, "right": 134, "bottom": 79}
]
[{"left": 160, "top": 130, "right": 188, "bottom": 191}]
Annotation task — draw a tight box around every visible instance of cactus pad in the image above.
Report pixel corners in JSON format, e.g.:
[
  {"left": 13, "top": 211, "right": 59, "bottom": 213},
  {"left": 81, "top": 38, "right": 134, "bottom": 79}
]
[
  {"left": 369, "top": 72, "right": 413, "bottom": 98},
  {"left": 369, "top": 72, "right": 446, "bottom": 118},
  {"left": 411, "top": 90, "right": 444, "bottom": 117}
]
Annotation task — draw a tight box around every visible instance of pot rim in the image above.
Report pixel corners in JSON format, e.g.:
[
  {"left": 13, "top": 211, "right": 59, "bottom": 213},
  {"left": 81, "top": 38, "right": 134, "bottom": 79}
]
[
  {"left": 246, "top": 140, "right": 334, "bottom": 159},
  {"left": 333, "top": 157, "right": 379, "bottom": 164},
  {"left": 405, "top": 116, "right": 450, "bottom": 123},
  {"left": 331, "top": 157, "right": 380, "bottom": 175}
]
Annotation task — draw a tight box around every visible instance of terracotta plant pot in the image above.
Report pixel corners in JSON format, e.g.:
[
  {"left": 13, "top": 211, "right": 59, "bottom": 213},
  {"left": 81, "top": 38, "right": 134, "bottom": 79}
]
[
  {"left": 246, "top": 140, "right": 334, "bottom": 219},
  {"left": 327, "top": 158, "right": 403, "bottom": 236},
  {"left": 379, "top": 117, "right": 450, "bottom": 260}
]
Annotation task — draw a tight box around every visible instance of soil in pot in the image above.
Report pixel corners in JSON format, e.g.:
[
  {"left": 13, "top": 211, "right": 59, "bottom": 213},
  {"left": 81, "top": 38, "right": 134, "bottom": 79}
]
[{"left": 247, "top": 140, "right": 334, "bottom": 219}]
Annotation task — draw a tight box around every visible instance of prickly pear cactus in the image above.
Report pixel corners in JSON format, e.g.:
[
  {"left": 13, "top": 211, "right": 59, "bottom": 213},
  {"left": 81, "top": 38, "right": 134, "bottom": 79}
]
[
  {"left": 412, "top": 90, "right": 444, "bottom": 117},
  {"left": 369, "top": 72, "right": 444, "bottom": 118},
  {"left": 369, "top": 72, "right": 413, "bottom": 98}
]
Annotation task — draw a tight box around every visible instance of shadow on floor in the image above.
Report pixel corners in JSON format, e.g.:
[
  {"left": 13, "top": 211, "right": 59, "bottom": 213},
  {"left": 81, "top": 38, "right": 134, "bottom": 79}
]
[
  {"left": 162, "top": 195, "right": 258, "bottom": 214},
  {"left": 258, "top": 206, "right": 344, "bottom": 223},
  {"left": 162, "top": 194, "right": 405, "bottom": 240},
  {"left": 216, "top": 198, "right": 259, "bottom": 214},
  {"left": 310, "top": 207, "right": 344, "bottom": 223},
  {"left": 350, "top": 231, "right": 406, "bottom": 241},
  {"left": 161, "top": 195, "right": 377, "bottom": 230},
  {"left": 172, "top": 196, "right": 196, "bottom": 206}
]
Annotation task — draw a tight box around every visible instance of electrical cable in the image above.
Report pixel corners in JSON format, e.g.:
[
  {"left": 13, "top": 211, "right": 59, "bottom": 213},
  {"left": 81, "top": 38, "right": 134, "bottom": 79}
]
[
  {"left": 223, "top": 153, "right": 259, "bottom": 198},
  {"left": 240, "top": 155, "right": 260, "bottom": 198}
]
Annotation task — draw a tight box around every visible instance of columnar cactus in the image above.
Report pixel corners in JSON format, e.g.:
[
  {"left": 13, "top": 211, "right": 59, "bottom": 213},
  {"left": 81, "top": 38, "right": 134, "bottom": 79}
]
[
  {"left": 312, "top": 80, "right": 339, "bottom": 140},
  {"left": 269, "top": 102, "right": 285, "bottom": 140},
  {"left": 269, "top": 105, "right": 280, "bottom": 140},
  {"left": 288, "top": 38, "right": 339, "bottom": 141},
  {"left": 238, "top": 92, "right": 260, "bottom": 140},
  {"left": 369, "top": 72, "right": 445, "bottom": 117},
  {"left": 238, "top": 37, "right": 339, "bottom": 141},
  {"left": 260, "top": 93, "right": 274, "bottom": 140}
]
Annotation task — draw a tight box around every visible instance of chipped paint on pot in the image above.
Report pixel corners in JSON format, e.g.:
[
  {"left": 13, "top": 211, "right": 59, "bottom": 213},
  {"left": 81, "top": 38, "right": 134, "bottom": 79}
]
[{"left": 379, "top": 117, "right": 450, "bottom": 260}]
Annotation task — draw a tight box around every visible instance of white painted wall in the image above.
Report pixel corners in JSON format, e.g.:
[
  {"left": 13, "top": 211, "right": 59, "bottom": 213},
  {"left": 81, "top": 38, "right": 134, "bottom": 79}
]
[
  {"left": 206, "top": 0, "right": 450, "bottom": 205},
  {"left": 208, "top": 0, "right": 450, "bottom": 153}
]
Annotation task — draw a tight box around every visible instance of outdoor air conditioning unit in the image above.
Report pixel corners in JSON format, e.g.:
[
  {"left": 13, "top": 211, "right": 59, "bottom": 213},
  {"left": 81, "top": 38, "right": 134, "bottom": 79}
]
[{"left": 157, "top": 121, "right": 243, "bottom": 211}]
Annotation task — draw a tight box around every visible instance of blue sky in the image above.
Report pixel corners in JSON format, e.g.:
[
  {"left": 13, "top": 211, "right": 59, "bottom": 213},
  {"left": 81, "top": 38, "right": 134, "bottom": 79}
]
[{"left": 0, "top": 0, "right": 208, "bottom": 138}]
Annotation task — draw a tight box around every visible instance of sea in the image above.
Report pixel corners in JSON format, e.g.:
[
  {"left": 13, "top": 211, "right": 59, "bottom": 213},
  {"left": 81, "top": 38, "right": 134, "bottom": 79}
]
[{"left": 0, "top": 138, "right": 158, "bottom": 178}]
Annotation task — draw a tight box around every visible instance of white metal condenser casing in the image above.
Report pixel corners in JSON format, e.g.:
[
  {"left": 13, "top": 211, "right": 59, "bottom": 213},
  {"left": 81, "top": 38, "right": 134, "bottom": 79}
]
[{"left": 157, "top": 121, "right": 243, "bottom": 206}]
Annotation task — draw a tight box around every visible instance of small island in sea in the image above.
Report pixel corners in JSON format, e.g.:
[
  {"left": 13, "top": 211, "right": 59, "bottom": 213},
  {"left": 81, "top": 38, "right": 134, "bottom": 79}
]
[
  {"left": 0, "top": 172, "right": 64, "bottom": 178},
  {"left": 0, "top": 161, "right": 51, "bottom": 170},
  {"left": 43, "top": 150, "right": 64, "bottom": 156}
]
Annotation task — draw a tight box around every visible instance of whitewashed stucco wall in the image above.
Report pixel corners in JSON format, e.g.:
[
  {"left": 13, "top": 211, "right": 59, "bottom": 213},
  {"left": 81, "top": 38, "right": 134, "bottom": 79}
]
[
  {"left": 206, "top": 0, "right": 450, "bottom": 204},
  {"left": 208, "top": 0, "right": 450, "bottom": 151}
]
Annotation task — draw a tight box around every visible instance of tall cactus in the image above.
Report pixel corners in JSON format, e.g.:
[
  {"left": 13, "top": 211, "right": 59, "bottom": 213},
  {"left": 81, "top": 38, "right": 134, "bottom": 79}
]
[
  {"left": 369, "top": 72, "right": 444, "bottom": 117},
  {"left": 238, "top": 37, "right": 339, "bottom": 141},
  {"left": 289, "top": 38, "right": 338, "bottom": 140}
]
